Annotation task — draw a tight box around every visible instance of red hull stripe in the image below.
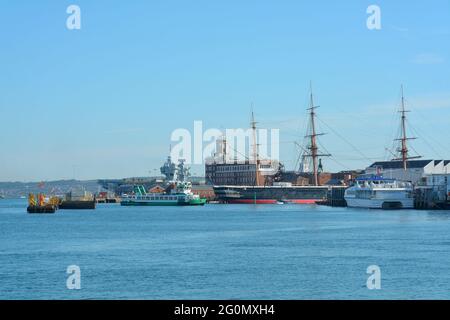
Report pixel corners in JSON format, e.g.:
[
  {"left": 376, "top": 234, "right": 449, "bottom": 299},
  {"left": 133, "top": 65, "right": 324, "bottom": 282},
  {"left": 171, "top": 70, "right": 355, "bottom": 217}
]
[
  {"left": 286, "top": 199, "right": 318, "bottom": 204},
  {"left": 226, "top": 199, "right": 319, "bottom": 204}
]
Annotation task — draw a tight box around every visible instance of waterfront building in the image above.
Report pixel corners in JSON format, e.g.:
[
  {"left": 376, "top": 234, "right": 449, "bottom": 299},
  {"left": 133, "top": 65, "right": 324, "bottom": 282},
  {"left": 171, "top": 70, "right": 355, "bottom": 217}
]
[{"left": 365, "top": 160, "right": 450, "bottom": 185}]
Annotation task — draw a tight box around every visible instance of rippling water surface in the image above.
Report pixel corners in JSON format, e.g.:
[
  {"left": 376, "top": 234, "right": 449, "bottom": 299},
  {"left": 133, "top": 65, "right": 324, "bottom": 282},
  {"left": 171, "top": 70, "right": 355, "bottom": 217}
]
[{"left": 1, "top": 199, "right": 450, "bottom": 299}]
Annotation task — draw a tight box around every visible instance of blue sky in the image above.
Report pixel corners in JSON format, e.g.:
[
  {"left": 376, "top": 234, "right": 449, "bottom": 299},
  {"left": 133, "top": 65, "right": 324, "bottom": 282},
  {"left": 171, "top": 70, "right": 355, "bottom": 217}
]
[{"left": 1, "top": 0, "right": 449, "bottom": 181}]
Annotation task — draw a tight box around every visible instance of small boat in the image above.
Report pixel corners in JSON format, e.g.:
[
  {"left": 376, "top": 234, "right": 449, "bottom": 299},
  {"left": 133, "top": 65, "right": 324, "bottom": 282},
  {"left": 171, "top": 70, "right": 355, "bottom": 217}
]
[
  {"left": 27, "top": 205, "right": 57, "bottom": 214},
  {"left": 121, "top": 182, "right": 207, "bottom": 206},
  {"left": 344, "top": 175, "right": 414, "bottom": 209},
  {"left": 95, "top": 191, "right": 120, "bottom": 204},
  {"left": 27, "top": 193, "right": 58, "bottom": 214}
]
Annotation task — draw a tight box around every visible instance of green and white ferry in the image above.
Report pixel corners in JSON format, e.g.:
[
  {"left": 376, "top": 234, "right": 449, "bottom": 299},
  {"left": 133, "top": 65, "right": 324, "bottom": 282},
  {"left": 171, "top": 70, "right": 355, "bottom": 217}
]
[{"left": 121, "top": 182, "right": 206, "bottom": 206}]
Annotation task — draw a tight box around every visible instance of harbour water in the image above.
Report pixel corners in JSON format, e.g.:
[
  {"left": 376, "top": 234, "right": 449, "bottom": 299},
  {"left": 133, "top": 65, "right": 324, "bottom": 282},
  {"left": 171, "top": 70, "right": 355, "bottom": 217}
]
[{"left": 1, "top": 199, "right": 450, "bottom": 300}]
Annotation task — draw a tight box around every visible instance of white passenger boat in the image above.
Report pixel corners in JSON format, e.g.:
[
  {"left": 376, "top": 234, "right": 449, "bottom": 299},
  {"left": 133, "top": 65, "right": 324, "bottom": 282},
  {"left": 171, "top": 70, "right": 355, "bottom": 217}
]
[
  {"left": 344, "top": 176, "right": 414, "bottom": 209},
  {"left": 121, "top": 182, "right": 206, "bottom": 206}
]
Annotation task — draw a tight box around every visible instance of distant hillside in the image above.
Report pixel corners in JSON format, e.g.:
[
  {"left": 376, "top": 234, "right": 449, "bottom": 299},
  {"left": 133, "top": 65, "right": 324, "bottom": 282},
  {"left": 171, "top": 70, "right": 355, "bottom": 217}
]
[
  {"left": 0, "top": 176, "right": 207, "bottom": 199},
  {"left": 0, "top": 180, "right": 101, "bottom": 199}
]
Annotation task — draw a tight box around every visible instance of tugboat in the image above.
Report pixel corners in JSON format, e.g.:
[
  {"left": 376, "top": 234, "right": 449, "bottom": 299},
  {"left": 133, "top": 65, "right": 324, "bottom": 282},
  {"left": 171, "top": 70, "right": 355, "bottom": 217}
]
[{"left": 27, "top": 193, "right": 58, "bottom": 214}]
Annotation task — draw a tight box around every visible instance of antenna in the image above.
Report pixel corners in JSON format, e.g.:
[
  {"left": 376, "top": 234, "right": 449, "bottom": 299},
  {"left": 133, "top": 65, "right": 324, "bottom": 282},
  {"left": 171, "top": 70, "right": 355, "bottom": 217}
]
[{"left": 250, "top": 103, "right": 260, "bottom": 186}]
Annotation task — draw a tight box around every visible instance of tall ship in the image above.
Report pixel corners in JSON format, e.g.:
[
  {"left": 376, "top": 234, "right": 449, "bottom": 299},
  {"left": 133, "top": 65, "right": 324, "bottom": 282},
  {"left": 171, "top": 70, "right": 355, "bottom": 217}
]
[
  {"left": 209, "top": 88, "right": 333, "bottom": 204},
  {"left": 213, "top": 185, "right": 329, "bottom": 204},
  {"left": 345, "top": 86, "right": 420, "bottom": 209}
]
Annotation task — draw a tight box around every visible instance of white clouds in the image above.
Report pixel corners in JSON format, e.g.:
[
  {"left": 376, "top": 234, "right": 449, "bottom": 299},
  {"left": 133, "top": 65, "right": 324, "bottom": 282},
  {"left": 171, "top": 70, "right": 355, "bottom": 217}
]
[
  {"left": 365, "top": 93, "right": 450, "bottom": 114},
  {"left": 391, "top": 25, "right": 409, "bottom": 33},
  {"left": 410, "top": 53, "right": 445, "bottom": 65},
  {"left": 407, "top": 94, "right": 450, "bottom": 110},
  {"left": 102, "top": 127, "right": 146, "bottom": 135}
]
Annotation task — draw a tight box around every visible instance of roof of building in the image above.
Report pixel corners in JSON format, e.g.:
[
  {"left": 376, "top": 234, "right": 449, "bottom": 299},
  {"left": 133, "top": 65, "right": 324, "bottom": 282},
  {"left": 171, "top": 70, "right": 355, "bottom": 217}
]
[
  {"left": 279, "top": 171, "right": 306, "bottom": 183},
  {"left": 324, "top": 178, "right": 345, "bottom": 186},
  {"left": 368, "top": 160, "right": 434, "bottom": 169},
  {"left": 356, "top": 175, "right": 396, "bottom": 182},
  {"left": 445, "top": 160, "right": 450, "bottom": 166}
]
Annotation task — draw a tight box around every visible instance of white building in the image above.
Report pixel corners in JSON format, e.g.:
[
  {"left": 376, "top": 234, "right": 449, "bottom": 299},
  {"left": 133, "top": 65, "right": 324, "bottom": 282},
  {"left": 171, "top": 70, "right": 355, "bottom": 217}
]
[
  {"left": 365, "top": 160, "right": 450, "bottom": 185},
  {"left": 445, "top": 160, "right": 450, "bottom": 173},
  {"left": 421, "top": 174, "right": 450, "bottom": 203}
]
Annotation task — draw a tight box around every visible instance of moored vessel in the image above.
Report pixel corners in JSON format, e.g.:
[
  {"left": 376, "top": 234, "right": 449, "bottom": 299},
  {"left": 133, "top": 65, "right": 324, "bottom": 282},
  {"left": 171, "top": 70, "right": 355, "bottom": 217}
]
[
  {"left": 344, "top": 176, "right": 414, "bottom": 209},
  {"left": 209, "top": 86, "right": 333, "bottom": 204},
  {"left": 27, "top": 193, "right": 58, "bottom": 214},
  {"left": 213, "top": 185, "right": 329, "bottom": 204},
  {"left": 59, "top": 188, "right": 96, "bottom": 210},
  {"left": 121, "top": 182, "right": 207, "bottom": 206},
  {"left": 345, "top": 85, "right": 421, "bottom": 210}
]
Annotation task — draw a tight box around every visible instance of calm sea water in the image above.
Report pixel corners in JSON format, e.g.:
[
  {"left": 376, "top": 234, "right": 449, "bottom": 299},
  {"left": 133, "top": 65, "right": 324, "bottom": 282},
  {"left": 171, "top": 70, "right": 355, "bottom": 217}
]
[{"left": 1, "top": 198, "right": 450, "bottom": 300}]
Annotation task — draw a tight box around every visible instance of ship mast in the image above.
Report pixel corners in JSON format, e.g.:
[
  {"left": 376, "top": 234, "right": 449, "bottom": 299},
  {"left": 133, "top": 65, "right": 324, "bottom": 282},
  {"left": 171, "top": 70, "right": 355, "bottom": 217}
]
[
  {"left": 392, "top": 85, "right": 421, "bottom": 170},
  {"left": 304, "top": 85, "right": 331, "bottom": 186},
  {"left": 251, "top": 105, "right": 260, "bottom": 186}
]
